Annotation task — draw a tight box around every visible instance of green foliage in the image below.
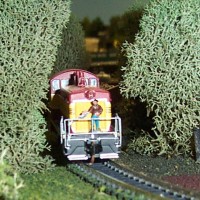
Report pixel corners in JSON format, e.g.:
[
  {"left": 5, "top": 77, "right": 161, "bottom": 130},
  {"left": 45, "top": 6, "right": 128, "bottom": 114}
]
[
  {"left": 109, "top": 10, "right": 143, "bottom": 45},
  {"left": 0, "top": 150, "right": 23, "bottom": 200},
  {"left": 109, "top": 0, "right": 150, "bottom": 46},
  {"left": 120, "top": 0, "right": 200, "bottom": 156},
  {"left": 81, "top": 17, "right": 91, "bottom": 37},
  {"left": 1, "top": 110, "right": 56, "bottom": 173},
  {"left": 53, "top": 15, "right": 87, "bottom": 74},
  {"left": 0, "top": 0, "right": 71, "bottom": 173},
  {"left": 81, "top": 17, "right": 106, "bottom": 37},
  {"left": 109, "top": 3, "right": 150, "bottom": 70},
  {"left": 19, "top": 166, "right": 116, "bottom": 200},
  {"left": 128, "top": 130, "right": 158, "bottom": 155},
  {"left": 130, "top": 0, "right": 150, "bottom": 11}
]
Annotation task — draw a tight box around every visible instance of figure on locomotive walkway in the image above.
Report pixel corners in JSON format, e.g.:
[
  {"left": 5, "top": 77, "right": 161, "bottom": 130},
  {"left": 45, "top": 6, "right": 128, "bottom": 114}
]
[
  {"left": 88, "top": 99, "right": 103, "bottom": 131},
  {"left": 80, "top": 99, "right": 103, "bottom": 131}
]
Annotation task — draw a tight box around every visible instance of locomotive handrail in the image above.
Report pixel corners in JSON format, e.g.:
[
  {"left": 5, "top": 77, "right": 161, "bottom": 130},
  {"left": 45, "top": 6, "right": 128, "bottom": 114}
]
[
  {"left": 60, "top": 115, "right": 122, "bottom": 146},
  {"left": 60, "top": 116, "right": 65, "bottom": 144},
  {"left": 65, "top": 116, "right": 121, "bottom": 132}
]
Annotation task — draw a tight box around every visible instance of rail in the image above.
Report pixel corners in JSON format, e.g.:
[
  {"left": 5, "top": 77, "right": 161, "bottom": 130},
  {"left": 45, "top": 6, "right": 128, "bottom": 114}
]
[{"left": 68, "top": 161, "right": 197, "bottom": 200}]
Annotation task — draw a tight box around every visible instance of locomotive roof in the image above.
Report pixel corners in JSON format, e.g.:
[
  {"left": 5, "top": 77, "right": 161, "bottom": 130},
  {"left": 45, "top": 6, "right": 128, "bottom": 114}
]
[
  {"left": 50, "top": 69, "right": 111, "bottom": 101},
  {"left": 50, "top": 68, "right": 99, "bottom": 81}
]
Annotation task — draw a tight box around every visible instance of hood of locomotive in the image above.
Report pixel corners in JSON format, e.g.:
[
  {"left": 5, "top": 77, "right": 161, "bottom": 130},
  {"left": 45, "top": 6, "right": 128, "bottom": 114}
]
[
  {"left": 65, "top": 85, "right": 111, "bottom": 101},
  {"left": 50, "top": 85, "right": 112, "bottom": 133}
]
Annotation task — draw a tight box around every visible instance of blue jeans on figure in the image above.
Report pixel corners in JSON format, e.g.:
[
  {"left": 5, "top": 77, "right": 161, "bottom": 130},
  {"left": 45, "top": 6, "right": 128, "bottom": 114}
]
[{"left": 92, "top": 115, "right": 99, "bottom": 130}]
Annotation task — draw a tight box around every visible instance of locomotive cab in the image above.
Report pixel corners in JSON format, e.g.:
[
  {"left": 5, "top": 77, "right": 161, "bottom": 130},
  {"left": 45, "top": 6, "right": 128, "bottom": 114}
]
[{"left": 49, "top": 69, "right": 122, "bottom": 161}]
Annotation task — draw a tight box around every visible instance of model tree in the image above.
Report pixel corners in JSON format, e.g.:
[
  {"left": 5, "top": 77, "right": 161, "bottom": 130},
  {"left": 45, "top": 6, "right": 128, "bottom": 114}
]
[
  {"left": 120, "top": 0, "right": 200, "bottom": 156},
  {"left": 0, "top": 0, "right": 71, "bottom": 173},
  {"left": 0, "top": 150, "right": 23, "bottom": 199},
  {"left": 53, "top": 15, "right": 87, "bottom": 74}
]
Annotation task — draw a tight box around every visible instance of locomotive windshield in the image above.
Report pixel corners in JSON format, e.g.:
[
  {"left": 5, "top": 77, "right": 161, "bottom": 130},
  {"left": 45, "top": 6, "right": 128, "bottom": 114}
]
[
  {"left": 52, "top": 78, "right": 98, "bottom": 91},
  {"left": 61, "top": 79, "right": 69, "bottom": 88},
  {"left": 90, "top": 78, "right": 97, "bottom": 87},
  {"left": 52, "top": 79, "right": 60, "bottom": 91}
]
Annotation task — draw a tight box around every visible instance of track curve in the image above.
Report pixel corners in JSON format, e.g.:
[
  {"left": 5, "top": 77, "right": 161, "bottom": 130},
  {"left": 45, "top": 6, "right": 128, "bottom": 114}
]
[{"left": 68, "top": 160, "right": 197, "bottom": 200}]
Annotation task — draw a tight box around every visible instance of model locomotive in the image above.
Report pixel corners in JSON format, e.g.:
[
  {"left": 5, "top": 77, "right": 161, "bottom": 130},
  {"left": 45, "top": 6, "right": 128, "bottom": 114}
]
[{"left": 49, "top": 69, "right": 122, "bottom": 161}]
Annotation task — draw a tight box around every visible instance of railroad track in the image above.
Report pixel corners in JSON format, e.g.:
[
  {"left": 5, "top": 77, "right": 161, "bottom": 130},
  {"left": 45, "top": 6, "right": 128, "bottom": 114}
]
[{"left": 68, "top": 160, "right": 198, "bottom": 200}]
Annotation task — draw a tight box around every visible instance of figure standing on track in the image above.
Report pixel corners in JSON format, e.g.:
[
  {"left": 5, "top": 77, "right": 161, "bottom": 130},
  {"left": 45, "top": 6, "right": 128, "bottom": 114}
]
[{"left": 88, "top": 99, "right": 103, "bottom": 131}]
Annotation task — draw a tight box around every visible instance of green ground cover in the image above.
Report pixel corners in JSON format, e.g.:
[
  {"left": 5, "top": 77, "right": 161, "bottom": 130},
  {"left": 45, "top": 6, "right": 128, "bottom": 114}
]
[{"left": 18, "top": 166, "right": 116, "bottom": 200}]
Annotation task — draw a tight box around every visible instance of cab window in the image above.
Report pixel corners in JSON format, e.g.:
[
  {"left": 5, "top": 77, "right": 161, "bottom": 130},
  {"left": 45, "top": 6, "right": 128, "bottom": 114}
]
[
  {"left": 90, "top": 78, "right": 97, "bottom": 87},
  {"left": 61, "top": 79, "right": 69, "bottom": 88},
  {"left": 52, "top": 80, "right": 60, "bottom": 91}
]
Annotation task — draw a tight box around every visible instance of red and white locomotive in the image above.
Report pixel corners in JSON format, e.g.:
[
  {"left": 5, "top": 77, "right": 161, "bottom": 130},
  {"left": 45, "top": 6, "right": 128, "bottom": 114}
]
[{"left": 49, "top": 69, "right": 122, "bottom": 161}]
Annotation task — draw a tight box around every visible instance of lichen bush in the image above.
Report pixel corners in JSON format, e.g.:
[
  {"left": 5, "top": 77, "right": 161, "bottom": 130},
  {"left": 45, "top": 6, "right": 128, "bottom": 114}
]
[
  {"left": 0, "top": 150, "right": 23, "bottom": 200},
  {"left": 0, "top": 0, "right": 71, "bottom": 173},
  {"left": 53, "top": 15, "right": 87, "bottom": 74},
  {"left": 120, "top": 0, "right": 200, "bottom": 156}
]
